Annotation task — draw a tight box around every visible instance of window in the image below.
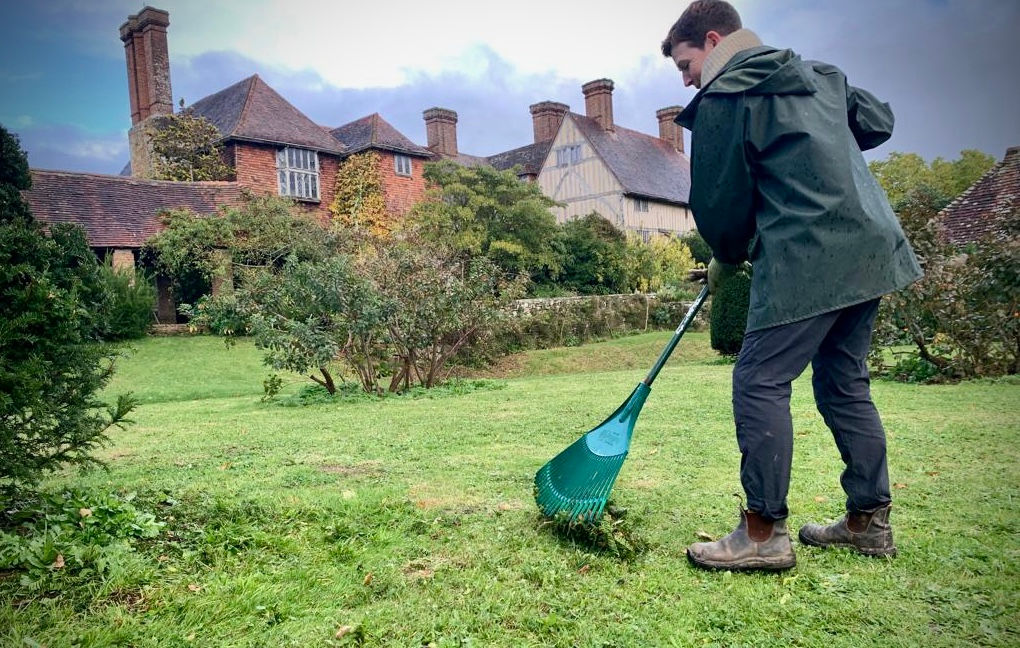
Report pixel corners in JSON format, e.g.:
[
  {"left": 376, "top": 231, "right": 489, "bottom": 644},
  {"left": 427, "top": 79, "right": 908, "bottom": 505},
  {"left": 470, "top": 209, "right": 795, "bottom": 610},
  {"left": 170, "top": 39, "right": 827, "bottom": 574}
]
[
  {"left": 276, "top": 147, "right": 319, "bottom": 200},
  {"left": 394, "top": 154, "right": 412, "bottom": 177},
  {"left": 556, "top": 144, "right": 582, "bottom": 167},
  {"left": 635, "top": 198, "right": 649, "bottom": 212}
]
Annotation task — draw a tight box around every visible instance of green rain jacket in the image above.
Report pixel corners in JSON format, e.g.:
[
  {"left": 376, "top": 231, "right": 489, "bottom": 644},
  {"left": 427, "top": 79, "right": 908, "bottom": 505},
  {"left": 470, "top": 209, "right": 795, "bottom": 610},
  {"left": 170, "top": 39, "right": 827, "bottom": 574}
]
[{"left": 676, "top": 46, "right": 923, "bottom": 332}]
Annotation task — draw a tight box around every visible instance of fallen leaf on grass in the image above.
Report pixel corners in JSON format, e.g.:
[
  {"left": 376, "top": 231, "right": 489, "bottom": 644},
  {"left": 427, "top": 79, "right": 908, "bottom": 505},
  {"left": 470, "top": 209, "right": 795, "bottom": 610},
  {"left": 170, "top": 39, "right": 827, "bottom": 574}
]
[
  {"left": 577, "top": 564, "right": 591, "bottom": 575},
  {"left": 53, "top": 554, "right": 65, "bottom": 569},
  {"left": 925, "top": 471, "right": 940, "bottom": 477},
  {"left": 695, "top": 531, "right": 714, "bottom": 542},
  {"left": 218, "top": 462, "right": 231, "bottom": 471},
  {"left": 814, "top": 496, "right": 827, "bottom": 503},
  {"left": 187, "top": 583, "right": 201, "bottom": 592},
  {"left": 79, "top": 507, "right": 93, "bottom": 518},
  {"left": 341, "top": 490, "right": 356, "bottom": 500},
  {"left": 647, "top": 448, "right": 659, "bottom": 456},
  {"left": 363, "top": 572, "right": 373, "bottom": 586},
  {"left": 894, "top": 483, "right": 908, "bottom": 489},
  {"left": 335, "top": 625, "right": 354, "bottom": 639}
]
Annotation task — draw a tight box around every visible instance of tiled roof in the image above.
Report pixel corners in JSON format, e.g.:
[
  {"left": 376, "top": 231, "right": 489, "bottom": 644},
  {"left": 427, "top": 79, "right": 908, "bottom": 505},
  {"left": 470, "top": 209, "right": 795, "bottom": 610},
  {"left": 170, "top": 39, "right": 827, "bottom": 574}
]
[
  {"left": 330, "top": 113, "right": 433, "bottom": 158},
  {"left": 188, "top": 75, "right": 346, "bottom": 155},
  {"left": 487, "top": 141, "right": 553, "bottom": 176},
  {"left": 434, "top": 151, "right": 490, "bottom": 167},
  {"left": 23, "top": 169, "right": 243, "bottom": 248},
  {"left": 939, "top": 146, "right": 1019, "bottom": 245},
  {"left": 569, "top": 113, "right": 690, "bottom": 206}
]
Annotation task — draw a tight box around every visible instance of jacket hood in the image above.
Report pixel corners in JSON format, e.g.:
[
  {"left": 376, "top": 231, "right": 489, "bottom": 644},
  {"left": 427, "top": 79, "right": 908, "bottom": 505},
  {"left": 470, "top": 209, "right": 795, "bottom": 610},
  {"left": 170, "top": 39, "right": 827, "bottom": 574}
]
[{"left": 676, "top": 47, "right": 817, "bottom": 129}]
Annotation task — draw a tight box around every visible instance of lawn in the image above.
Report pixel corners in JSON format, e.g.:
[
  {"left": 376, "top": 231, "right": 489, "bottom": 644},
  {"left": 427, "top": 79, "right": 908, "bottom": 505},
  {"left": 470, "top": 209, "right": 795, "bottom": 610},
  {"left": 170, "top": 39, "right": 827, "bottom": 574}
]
[{"left": 2, "top": 332, "right": 1018, "bottom": 647}]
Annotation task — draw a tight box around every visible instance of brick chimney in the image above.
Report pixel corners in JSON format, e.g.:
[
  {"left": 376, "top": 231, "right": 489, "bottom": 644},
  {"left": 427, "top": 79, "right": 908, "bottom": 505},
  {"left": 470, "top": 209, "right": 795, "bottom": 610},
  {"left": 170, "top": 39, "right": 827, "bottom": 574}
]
[
  {"left": 120, "top": 6, "right": 172, "bottom": 178},
  {"left": 423, "top": 108, "right": 458, "bottom": 157},
  {"left": 582, "top": 79, "right": 614, "bottom": 131},
  {"left": 529, "top": 101, "right": 569, "bottom": 143},
  {"left": 656, "top": 106, "right": 685, "bottom": 153}
]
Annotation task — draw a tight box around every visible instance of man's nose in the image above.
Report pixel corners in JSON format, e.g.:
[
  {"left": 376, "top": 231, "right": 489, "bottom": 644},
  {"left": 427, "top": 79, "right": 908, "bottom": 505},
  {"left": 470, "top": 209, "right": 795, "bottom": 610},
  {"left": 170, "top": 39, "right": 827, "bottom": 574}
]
[{"left": 682, "top": 71, "right": 693, "bottom": 87}]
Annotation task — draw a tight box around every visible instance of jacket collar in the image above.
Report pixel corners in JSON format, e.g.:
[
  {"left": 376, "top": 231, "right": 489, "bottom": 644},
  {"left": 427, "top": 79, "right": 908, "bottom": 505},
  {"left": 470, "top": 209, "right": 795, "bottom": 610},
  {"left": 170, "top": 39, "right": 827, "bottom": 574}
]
[
  {"left": 675, "top": 43, "right": 776, "bottom": 131},
  {"left": 700, "top": 29, "right": 763, "bottom": 88}
]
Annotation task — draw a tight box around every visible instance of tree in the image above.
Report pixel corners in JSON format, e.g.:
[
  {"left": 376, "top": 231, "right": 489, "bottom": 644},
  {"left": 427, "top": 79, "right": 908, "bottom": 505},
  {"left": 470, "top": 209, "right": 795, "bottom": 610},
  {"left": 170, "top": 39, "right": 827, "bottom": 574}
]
[
  {"left": 368, "top": 241, "right": 525, "bottom": 391},
  {"left": 142, "top": 192, "right": 335, "bottom": 313},
  {"left": 650, "top": 233, "right": 697, "bottom": 289},
  {"left": 867, "top": 149, "right": 1015, "bottom": 381},
  {"left": 330, "top": 152, "right": 393, "bottom": 237},
  {"left": 0, "top": 125, "right": 135, "bottom": 494},
  {"left": 680, "top": 229, "right": 712, "bottom": 266},
  {"left": 407, "top": 161, "right": 561, "bottom": 283},
  {"left": 243, "top": 254, "right": 393, "bottom": 395},
  {"left": 557, "top": 213, "right": 628, "bottom": 294},
  {"left": 868, "top": 149, "right": 995, "bottom": 210},
  {"left": 149, "top": 107, "right": 233, "bottom": 181}
]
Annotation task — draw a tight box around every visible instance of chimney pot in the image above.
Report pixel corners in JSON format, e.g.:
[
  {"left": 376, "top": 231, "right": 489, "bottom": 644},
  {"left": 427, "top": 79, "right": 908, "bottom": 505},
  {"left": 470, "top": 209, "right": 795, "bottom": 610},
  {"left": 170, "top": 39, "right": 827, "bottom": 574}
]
[
  {"left": 656, "top": 105, "right": 685, "bottom": 153},
  {"left": 529, "top": 101, "right": 569, "bottom": 143},
  {"left": 423, "top": 107, "right": 459, "bottom": 157},
  {"left": 582, "top": 78, "right": 614, "bottom": 131}
]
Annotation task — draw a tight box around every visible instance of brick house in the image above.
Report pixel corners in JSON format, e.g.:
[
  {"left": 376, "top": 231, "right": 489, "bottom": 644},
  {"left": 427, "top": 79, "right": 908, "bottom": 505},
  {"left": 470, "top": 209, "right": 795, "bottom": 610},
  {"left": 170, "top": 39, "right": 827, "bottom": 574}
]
[
  {"left": 422, "top": 80, "right": 694, "bottom": 238},
  {"left": 23, "top": 6, "right": 434, "bottom": 322},
  {"left": 939, "top": 146, "right": 1019, "bottom": 245}
]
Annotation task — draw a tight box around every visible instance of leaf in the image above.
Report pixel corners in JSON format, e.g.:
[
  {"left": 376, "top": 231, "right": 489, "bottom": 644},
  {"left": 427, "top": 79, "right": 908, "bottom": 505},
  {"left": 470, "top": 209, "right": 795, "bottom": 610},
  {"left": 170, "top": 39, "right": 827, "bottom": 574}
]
[
  {"left": 52, "top": 554, "right": 65, "bottom": 569},
  {"left": 695, "top": 531, "right": 714, "bottom": 542},
  {"left": 335, "top": 625, "right": 354, "bottom": 639},
  {"left": 577, "top": 564, "right": 591, "bottom": 575},
  {"left": 341, "top": 490, "right": 356, "bottom": 500},
  {"left": 894, "top": 483, "right": 908, "bottom": 489},
  {"left": 79, "top": 507, "right": 93, "bottom": 517},
  {"left": 814, "top": 496, "right": 827, "bottom": 503},
  {"left": 363, "top": 572, "right": 373, "bottom": 586},
  {"left": 188, "top": 583, "right": 201, "bottom": 592}
]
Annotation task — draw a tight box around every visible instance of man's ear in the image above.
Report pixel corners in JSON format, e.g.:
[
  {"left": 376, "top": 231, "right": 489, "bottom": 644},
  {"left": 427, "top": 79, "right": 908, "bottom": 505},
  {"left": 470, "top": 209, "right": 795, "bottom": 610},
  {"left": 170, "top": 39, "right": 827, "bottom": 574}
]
[{"left": 705, "top": 30, "right": 724, "bottom": 47}]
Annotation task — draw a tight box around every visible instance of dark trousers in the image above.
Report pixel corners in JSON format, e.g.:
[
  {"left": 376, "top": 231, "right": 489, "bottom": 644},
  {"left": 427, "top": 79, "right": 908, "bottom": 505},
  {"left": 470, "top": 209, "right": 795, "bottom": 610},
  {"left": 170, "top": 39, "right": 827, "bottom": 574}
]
[{"left": 732, "top": 298, "right": 891, "bottom": 520}]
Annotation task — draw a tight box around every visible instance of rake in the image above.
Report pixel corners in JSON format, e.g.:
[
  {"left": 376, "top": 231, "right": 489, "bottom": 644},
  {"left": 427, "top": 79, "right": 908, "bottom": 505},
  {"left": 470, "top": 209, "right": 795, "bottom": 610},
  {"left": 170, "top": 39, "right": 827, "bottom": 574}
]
[{"left": 534, "top": 285, "right": 710, "bottom": 524}]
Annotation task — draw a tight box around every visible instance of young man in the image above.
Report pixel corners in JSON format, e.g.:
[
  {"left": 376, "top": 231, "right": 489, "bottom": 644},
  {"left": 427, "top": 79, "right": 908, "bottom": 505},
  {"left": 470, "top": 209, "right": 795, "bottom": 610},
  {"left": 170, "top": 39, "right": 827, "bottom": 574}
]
[{"left": 662, "top": 0, "right": 922, "bottom": 571}]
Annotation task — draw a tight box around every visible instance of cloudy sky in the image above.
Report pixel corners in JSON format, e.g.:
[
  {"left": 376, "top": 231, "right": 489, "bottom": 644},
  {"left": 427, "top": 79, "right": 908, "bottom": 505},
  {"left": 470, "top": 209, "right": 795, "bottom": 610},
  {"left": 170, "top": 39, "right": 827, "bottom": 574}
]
[{"left": 1, "top": 0, "right": 1017, "bottom": 174}]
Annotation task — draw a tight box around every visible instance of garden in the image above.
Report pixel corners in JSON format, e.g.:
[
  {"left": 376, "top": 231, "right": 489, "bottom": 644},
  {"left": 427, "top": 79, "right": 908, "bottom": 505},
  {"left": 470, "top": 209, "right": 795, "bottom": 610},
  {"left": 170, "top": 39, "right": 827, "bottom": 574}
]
[
  {"left": 2, "top": 121, "right": 1018, "bottom": 646},
  {"left": 1, "top": 333, "right": 1017, "bottom": 646}
]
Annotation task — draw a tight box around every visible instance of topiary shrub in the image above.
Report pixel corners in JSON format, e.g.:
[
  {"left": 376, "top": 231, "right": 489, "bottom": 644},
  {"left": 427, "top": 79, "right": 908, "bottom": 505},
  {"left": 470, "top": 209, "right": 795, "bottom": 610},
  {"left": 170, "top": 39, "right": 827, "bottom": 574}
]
[{"left": 710, "top": 270, "right": 751, "bottom": 356}]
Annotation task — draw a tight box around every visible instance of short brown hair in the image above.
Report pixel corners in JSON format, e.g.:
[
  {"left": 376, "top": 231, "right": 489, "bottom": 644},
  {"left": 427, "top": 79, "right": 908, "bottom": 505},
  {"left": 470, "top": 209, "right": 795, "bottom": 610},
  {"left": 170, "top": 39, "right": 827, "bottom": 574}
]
[{"left": 660, "top": 0, "right": 742, "bottom": 56}]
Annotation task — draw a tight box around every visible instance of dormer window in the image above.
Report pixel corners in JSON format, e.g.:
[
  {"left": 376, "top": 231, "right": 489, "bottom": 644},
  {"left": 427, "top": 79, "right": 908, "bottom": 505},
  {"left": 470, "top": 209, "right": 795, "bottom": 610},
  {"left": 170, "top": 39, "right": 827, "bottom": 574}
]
[
  {"left": 394, "top": 154, "right": 412, "bottom": 177},
  {"left": 277, "top": 147, "right": 320, "bottom": 200}
]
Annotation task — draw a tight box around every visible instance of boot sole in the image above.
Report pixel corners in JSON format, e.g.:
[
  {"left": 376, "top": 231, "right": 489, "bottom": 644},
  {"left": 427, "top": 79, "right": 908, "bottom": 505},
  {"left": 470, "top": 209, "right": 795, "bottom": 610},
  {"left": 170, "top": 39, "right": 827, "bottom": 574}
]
[
  {"left": 686, "top": 549, "right": 796, "bottom": 572},
  {"left": 797, "top": 529, "right": 897, "bottom": 557}
]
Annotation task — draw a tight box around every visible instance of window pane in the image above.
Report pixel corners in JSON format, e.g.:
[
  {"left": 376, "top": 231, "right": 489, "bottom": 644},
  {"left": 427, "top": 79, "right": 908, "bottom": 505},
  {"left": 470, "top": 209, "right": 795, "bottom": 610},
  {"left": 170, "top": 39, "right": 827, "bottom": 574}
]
[
  {"left": 278, "top": 170, "right": 286, "bottom": 194},
  {"left": 312, "top": 175, "right": 319, "bottom": 199}
]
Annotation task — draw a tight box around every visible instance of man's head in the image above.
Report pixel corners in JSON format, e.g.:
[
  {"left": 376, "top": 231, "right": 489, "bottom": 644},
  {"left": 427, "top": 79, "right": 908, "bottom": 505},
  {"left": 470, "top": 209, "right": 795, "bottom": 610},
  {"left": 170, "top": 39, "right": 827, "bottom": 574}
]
[{"left": 661, "top": 0, "right": 742, "bottom": 89}]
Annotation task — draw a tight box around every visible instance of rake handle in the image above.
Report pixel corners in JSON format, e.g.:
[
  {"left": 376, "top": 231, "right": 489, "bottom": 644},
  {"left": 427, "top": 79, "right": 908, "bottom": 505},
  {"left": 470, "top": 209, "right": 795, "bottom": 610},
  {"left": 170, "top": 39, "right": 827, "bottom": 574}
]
[{"left": 642, "top": 284, "right": 710, "bottom": 387}]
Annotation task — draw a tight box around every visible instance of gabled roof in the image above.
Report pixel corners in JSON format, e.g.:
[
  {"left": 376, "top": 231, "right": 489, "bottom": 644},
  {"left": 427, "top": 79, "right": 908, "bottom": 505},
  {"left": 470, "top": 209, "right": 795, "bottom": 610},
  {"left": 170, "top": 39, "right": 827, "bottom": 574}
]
[
  {"left": 188, "top": 74, "right": 346, "bottom": 155},
  {"left": 330, "top": 113, "right": 433, "bottom": 158},
  {"left": 23, "top": 170, "right": 243, "bottom": 248},
  {"left": 940, "top": 146, "right": 1019, "bottom": 245},
  {"left": 487, "top": 140, "right": 554, "bottom": 176},
  {"left": 569, "top": 113, "right": 690, "bottom": 206}
]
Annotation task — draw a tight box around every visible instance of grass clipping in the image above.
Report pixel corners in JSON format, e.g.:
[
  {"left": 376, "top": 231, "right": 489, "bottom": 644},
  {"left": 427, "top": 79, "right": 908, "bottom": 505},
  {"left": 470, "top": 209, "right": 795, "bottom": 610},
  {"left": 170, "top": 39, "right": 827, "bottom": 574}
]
[{"left": 540, "top": 503, "right": 648, "bottom": 561}]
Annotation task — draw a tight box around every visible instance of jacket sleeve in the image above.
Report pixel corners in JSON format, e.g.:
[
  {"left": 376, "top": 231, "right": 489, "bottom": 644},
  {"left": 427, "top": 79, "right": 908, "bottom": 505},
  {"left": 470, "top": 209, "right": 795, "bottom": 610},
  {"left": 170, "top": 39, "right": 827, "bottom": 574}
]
[
  {"left": 846, "top": 84, "right": 894, "bottom": 151},
  {"left": 689, "top": 96, "right": 756, "bottom": 265}
]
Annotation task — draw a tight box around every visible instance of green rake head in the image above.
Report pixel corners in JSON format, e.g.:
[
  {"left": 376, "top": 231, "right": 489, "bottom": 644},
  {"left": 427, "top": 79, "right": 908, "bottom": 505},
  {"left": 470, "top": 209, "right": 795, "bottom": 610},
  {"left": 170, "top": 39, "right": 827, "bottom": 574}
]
[{"left": 534, "top": 383, "right": 650, "bottom": 524}]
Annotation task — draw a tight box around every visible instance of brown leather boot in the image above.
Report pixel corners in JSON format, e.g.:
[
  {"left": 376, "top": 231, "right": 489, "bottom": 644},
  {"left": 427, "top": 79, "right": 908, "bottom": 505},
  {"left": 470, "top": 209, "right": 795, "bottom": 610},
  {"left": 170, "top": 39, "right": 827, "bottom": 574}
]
[
  {"left": 798, "top": 504, "right": 896, "bottom": 557},
  {"left": 687, "top": 507, "right": 797, "bottom": 571}
]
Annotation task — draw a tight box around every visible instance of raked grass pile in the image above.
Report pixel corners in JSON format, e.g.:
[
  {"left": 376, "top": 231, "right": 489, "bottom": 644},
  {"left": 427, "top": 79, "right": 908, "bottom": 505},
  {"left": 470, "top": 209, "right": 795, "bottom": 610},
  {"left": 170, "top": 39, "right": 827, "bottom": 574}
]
[{"left": 2, "top": 333, "right": 1018, "bottom": 647}]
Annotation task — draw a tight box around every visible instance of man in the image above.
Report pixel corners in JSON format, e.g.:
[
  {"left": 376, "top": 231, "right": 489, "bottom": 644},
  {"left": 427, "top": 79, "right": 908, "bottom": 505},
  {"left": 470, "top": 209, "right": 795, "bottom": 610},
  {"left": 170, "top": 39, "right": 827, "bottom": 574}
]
[{"left": 662, "top": 0, "right": 923, "bottom": 571}]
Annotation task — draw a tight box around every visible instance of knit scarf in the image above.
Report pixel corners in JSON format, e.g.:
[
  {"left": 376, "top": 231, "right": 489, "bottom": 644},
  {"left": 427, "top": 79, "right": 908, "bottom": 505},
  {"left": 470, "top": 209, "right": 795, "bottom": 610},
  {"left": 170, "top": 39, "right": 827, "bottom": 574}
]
[{"left": 699, "top": 28, "right": 764, "bottom": 88}]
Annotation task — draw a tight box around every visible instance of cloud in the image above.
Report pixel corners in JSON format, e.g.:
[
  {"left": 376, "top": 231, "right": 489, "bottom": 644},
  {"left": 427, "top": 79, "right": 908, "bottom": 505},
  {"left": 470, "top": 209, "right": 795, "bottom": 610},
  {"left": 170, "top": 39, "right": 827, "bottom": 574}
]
[{"left": 13, "top": 123, "right": 127, "bottom": 174}]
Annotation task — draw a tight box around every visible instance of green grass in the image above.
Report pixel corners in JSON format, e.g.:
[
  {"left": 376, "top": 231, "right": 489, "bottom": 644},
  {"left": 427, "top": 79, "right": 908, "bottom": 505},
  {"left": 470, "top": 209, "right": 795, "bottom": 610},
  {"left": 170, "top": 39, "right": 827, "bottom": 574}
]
[{"left": 3, "top": 332, "right": 1019, "bottom": 647}]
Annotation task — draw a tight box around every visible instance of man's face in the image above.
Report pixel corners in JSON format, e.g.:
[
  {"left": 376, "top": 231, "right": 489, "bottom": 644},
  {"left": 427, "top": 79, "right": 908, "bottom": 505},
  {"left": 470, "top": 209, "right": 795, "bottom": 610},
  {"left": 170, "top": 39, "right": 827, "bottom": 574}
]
[{"left": 669, "top": 31, "right": 721, "bottom": 89}]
